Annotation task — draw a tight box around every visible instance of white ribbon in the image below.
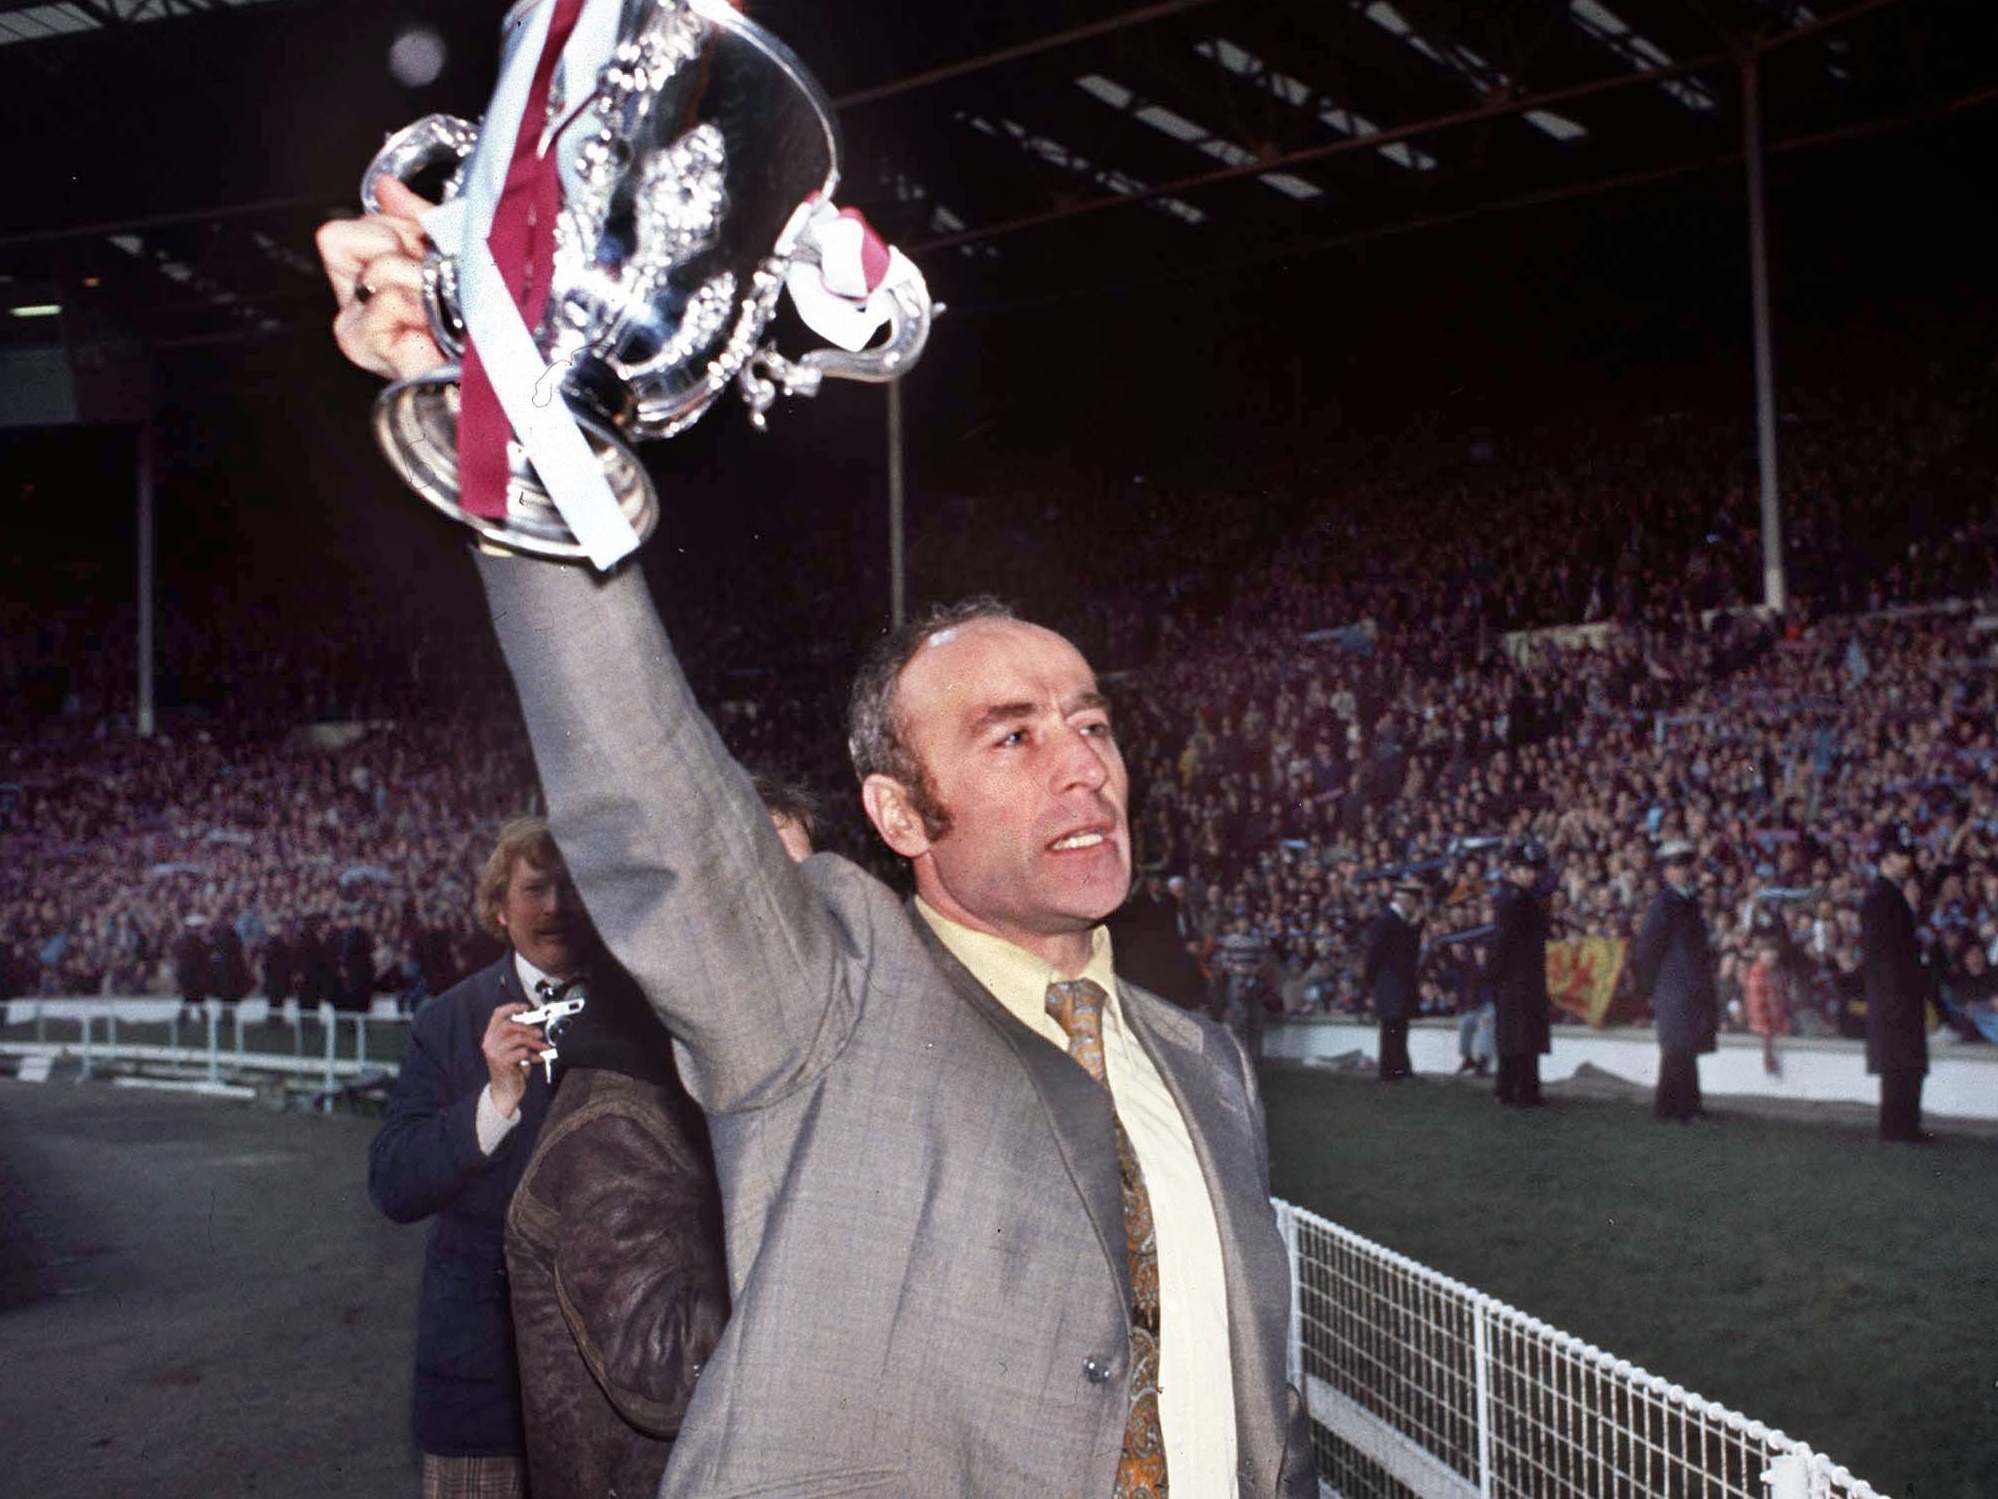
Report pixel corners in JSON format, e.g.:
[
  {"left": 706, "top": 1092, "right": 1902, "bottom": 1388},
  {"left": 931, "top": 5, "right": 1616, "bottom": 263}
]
[
  {"left": 423, "top": 0, "right": 640, "bottom": 571},
  {"left": 784, "top": 200, "right": 919, "bottom": 355}
]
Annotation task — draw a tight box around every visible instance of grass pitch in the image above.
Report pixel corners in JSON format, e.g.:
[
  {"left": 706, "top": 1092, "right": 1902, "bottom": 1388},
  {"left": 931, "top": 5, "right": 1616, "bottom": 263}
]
[{"left": 1262, "top": 1067, "right": 1998, "bottom": 1499}]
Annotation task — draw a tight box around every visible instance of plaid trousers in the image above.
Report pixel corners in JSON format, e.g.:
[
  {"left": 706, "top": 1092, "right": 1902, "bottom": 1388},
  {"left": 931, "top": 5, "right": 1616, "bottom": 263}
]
[{"left": 420, "top": 1453, "right": 526, "bottom": 1499}]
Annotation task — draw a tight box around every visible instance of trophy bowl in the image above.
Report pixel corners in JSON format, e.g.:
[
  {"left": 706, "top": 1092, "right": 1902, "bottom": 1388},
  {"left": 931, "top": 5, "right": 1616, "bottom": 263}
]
[{"left": 360, "top": 0, "right": 933, "bottom": 562}]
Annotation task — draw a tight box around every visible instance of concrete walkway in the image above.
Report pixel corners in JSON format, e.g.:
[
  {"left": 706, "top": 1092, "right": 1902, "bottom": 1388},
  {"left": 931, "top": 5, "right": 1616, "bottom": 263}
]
[{"left": 0, "top": 1078, "right": 422, "bottom": 1499}]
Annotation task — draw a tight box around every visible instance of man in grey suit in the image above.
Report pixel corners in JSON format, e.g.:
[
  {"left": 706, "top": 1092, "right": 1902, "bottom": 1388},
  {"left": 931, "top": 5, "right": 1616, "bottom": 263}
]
[{"left": 321, "top": 184, "right": 1313, "bottom": 1499}]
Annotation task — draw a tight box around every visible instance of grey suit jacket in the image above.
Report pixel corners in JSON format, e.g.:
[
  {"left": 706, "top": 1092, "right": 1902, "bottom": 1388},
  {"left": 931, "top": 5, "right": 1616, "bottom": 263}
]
[{"left": 477, "top": 554, "right": 1314, "bottom": 1499}]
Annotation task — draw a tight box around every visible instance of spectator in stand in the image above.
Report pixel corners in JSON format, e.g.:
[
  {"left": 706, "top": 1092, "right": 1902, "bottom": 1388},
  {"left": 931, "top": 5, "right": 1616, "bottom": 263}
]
[
  {"left": 1631, "top": 841, "right": 1720, "bottom": 1123},
  {"left": 369, "top": 817, "right": 598, "bottom": 1499},
  {"left": 1944, "top": 942, "right": 1996, "bottom": 1042},
  {"left": 7, "top": 313, "right": 1998, "bottom": 1121},
  {"left": 1109, "top": 870, "right": 1210, "bottom": 1012},
  {"left": 1453, "top": 968, "right": 1495, "bottom": 1077},
  {"left": 1214, "top": 910, "right": 1276, "bottom": 1059}
]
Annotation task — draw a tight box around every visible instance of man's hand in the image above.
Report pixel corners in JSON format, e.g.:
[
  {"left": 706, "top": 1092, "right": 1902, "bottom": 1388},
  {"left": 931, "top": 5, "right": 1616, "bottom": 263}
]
[
  {"left": 481, "top": 1001, "right": 544, "bottom": 1118},
  {"left": 315, "top": 177, "right": 448, "bottom": 381}
]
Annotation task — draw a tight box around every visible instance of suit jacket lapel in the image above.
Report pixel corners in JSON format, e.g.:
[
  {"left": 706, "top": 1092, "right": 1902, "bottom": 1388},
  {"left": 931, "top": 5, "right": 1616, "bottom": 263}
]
[{"left": 908, "top": 914, "right": 1132, "bottom": 1311}]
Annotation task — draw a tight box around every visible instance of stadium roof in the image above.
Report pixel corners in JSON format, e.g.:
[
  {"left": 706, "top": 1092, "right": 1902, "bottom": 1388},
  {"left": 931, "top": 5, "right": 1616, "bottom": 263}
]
[{"left": 0, "top": 0, "right": 1993, "bottom": 356}]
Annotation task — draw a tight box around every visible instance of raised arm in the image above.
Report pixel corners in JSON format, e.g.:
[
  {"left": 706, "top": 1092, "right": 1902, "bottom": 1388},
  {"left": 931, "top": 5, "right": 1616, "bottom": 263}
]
[
  {"left": 315, "top": 194, "right": 861, "bottom": 1112},
  {"left": 473, "top": 552, "right": 861, "bottom": 1111}
]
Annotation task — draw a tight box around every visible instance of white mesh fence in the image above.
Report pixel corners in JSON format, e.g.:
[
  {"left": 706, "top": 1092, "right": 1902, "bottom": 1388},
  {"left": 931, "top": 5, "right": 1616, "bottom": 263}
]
[{"left": 1271, "top": 1199, "right": 1885, "bottom": 1499}]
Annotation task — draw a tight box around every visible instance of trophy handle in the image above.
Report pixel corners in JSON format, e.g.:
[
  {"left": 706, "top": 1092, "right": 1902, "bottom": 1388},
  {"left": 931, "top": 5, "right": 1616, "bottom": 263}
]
[
  {"left": 800, "top": 274, "right": 933, "bottom": 385},
  {"left": 736, "top": 214, "right": 936, "bottom": 429},
  {"left": 360, "top": 114, "right": 480, "bottom": 214},
  {"left": 359, "top": 114, "right": 479, "bottom": 358}
]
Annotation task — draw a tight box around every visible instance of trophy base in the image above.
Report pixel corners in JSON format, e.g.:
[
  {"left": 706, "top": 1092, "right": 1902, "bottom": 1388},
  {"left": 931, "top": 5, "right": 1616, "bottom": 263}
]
[{"left": 373, "top": 368, "right": 659, "bottom": 563}]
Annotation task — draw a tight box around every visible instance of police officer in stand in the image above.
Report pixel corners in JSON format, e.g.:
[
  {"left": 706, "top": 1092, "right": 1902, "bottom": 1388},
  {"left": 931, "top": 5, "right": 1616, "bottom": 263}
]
[
  {"left": 1361, "top": 878, "right": 1427, "bottom": 1083},
  {"left": 1630, "top": 839, "right": 1720, "bottom": 1123},
  {"left": 1862, "top": 823, "right": 1936, "bottom": 1144},
  {"left": 1487, "top": 836, "right": 1553, "bottom": 1108}
]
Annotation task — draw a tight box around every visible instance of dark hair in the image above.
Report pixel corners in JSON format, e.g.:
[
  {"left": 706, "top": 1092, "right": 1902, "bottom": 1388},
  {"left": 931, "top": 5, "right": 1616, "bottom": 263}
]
[
  {"left": 846, "top": 596, "right": 1017, "bottom": 840},
  {"left": 749, "top": 771, "right": 822, "bottom": 846}
]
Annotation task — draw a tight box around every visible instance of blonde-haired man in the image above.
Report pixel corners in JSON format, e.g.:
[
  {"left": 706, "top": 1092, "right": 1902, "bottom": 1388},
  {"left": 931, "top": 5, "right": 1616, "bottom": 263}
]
[{"left": 369, "top": 816, "right": 596, "bottom": 1499}]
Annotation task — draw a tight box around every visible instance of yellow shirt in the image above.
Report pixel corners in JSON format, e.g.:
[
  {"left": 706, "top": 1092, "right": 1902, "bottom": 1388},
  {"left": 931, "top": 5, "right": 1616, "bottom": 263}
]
[{"left": 916, "top": 899, "right": 1240, "bottom": 1498}]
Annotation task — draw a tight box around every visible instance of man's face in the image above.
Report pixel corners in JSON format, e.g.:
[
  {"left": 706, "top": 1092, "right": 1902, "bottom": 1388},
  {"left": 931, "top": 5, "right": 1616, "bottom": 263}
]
[
  {"left": 495, "top": 855, "right": 594, "bottom": 980},
  {"left": 869, "top": 618, "right": 1130, "bottom": 962},
  {"left": 1880, "top": 850, "right": 1913, "bottom": 883}
]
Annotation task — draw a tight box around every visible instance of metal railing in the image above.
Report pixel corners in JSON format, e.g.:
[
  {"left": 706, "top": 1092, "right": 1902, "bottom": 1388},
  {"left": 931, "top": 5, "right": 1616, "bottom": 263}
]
[
  {"left": 1272, "top": 1200, "right": 1883, "bottom": 1499},
  {"left": 2, "top": 997, "right": 403, "bottom": 1107}
]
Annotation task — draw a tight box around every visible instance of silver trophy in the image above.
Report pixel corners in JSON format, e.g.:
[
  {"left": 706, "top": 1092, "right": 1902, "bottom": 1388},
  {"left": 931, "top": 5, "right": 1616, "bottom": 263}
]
[{"left": 359, "top": 0, "right": 933, "bottom": 562}]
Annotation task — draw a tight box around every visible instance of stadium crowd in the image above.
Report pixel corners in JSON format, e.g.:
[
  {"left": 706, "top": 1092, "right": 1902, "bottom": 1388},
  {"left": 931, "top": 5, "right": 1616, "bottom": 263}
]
[{"left": 5, "top": 354, "right": 1996, "bottom": 1053}]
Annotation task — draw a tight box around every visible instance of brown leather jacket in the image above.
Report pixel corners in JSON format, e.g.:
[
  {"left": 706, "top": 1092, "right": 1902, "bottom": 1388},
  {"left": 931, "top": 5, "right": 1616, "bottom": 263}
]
[{"left": 505, "top": 1066, "right": 729, "bottom": 1499}]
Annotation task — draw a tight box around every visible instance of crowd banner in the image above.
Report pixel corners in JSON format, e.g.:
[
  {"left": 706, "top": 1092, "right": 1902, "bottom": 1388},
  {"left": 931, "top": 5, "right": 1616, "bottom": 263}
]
[
  {"left": 1499, "top": 618, "right": 1621, "bottom": 665},
  {"left": 1545, "top": 937, "right": 1627, "bottom": 1028},
  {"left": 1302, "top": 618, "right": 1378, "bottom": 654}
]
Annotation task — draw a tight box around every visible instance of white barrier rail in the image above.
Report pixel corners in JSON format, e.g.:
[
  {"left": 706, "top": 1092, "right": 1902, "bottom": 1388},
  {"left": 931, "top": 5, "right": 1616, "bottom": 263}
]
[
  {"left": 1, "top": 998, "right": 406, "bottom": 1107},
  {"left": 1273, "top": 1199, "right": 1883, "bottom": 1499}
]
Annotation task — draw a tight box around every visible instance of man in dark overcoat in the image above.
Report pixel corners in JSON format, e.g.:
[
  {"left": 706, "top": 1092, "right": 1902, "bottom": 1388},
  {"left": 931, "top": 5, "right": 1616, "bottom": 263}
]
[
  {"left": 1862, "top": 823, "right": 1934, "bottom": 1143},
  {"left": 261, "top": 919, "right": 296, "bottom": 1005},
  {"left": 209, "top": 916, "right": 254, "bottom": 1003},
  {"left": 1486, "top": 836, "right": 1552, "bottom": 1107},
  {"left": 295, "top": 913, "right": 336, "bottom": 1010},
  {"left": 1361, "top": 879, "right": 1427, "bottom": 1082},
  {"left": 171, "top": 914, "right": 211, "bottom": 1011},
  {"left": 369, "top": 817, "right": 596, "bottom": 1499},
  {"left": 1630, "top": 840, "right": 1719, "bottom": 1122},
  {"left": 335, "top": 909, "right": 378, "bottom": 1012}
]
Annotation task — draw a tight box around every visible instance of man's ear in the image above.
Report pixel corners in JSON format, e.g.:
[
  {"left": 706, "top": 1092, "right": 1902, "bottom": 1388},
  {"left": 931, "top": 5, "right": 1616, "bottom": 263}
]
[{"left": 862, "top": 774, "right": 932, "bottom": 860}]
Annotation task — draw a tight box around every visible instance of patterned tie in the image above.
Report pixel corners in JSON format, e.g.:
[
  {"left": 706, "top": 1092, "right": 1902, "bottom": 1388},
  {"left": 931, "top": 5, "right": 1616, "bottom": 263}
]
[{"left": 1045, "top": 978, "right": 1168, "bottom": 1499}]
